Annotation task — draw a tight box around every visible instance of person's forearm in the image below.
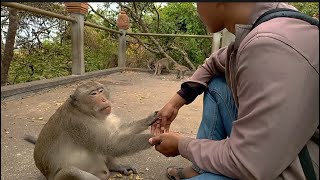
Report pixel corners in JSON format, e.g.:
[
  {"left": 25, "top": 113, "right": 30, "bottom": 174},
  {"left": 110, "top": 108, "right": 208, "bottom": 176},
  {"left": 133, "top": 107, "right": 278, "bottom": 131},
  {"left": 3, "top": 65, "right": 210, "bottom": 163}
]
[
  {"left": 177, "top": 82, "right": 206, "bottom": 104},
  {"left": 168, "top": 93, "right": 187, "bottom": 109}
]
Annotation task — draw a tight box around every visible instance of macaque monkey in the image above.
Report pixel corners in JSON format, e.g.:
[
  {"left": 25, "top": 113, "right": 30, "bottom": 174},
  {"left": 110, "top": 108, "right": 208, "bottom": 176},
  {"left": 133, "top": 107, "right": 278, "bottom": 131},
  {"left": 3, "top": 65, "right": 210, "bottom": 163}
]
[
  {"left": 147, "top": 58, "right": 156, "bottom": 70},
  {"left": 174, "top": 63, "right": 190, "bottom": 79},
  {"left": 154, "top": 58, "right": 170, "bottom": 76},
  {"left": 23, "top": 81, "right": 157, "bottom": 180}
]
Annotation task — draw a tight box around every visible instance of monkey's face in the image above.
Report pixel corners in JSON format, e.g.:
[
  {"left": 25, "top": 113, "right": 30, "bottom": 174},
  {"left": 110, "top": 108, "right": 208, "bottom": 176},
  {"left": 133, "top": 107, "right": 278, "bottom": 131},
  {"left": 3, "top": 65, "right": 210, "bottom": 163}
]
[
  {"left": 71, "top": 82, "right": 112, "bottom": 119},
  {"left": 89, "top": 87, "right": 112, "bottom": 116}
]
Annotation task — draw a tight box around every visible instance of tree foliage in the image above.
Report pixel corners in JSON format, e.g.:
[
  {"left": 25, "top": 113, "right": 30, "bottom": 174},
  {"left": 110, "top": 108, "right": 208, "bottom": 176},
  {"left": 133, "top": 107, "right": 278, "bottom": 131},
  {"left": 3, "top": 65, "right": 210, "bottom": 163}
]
[{"left": 290, "top": 2, "right": 319, "bottom": 17}]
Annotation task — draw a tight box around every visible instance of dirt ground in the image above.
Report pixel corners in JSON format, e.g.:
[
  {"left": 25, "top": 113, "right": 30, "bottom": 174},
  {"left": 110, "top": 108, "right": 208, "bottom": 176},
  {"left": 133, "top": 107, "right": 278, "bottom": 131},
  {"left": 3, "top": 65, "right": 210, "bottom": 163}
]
[{"left": 1, "top": 71, "right": 204, "bottom": 180}]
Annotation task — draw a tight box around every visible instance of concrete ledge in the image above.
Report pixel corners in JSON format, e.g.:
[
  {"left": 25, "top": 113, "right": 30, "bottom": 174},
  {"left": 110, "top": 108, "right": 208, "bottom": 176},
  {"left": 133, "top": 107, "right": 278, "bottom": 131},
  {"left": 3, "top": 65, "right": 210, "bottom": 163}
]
[
  {"left": 1, "top": 67, "right": 124, "bottom": 100},
  {"left": 124, "top": 67, "right": 196, "bottom": 75}
]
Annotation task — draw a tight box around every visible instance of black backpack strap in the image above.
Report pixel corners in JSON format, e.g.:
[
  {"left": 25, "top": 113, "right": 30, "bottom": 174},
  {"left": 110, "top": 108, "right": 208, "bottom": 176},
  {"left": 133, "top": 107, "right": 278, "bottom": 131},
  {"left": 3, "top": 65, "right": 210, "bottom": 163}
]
[
  {"left": 298, "top": 145, "right": 317, "bottom": 180},
  {"left": 251, "top": 8, "right": 319, "bottom": 31}
]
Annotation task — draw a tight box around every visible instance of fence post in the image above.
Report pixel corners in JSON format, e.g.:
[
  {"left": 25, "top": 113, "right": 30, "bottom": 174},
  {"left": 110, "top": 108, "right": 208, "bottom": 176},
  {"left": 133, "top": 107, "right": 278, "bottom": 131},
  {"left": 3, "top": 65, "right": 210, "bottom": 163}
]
[
  {"left": 221, "top": 28, "right": 235, "bottom": 48},
  {"left": 118, "top": 30, "right": 127, "bottom": 68},
  {"left": 64, "top": 2, "right": 88, "bottom": 75},
  {"left": 116, "top": 10, "right": 130, "bottom": 68},
  {"left": 211, "top": 31, "right": 221, "bottom": 53}
]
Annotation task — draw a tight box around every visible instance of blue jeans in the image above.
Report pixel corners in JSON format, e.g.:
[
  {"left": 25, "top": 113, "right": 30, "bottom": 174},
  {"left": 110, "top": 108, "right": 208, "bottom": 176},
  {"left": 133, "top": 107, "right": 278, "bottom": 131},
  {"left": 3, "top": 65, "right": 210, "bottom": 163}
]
[{"left": 186, "top": 76, "right": 238, "bottom": 180}]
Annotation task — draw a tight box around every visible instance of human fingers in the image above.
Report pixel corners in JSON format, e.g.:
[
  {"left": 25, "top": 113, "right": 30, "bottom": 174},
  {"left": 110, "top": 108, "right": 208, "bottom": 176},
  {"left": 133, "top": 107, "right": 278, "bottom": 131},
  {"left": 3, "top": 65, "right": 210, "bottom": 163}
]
[{"left": 148, "top": 135, "right": 162, "bottom": 146}]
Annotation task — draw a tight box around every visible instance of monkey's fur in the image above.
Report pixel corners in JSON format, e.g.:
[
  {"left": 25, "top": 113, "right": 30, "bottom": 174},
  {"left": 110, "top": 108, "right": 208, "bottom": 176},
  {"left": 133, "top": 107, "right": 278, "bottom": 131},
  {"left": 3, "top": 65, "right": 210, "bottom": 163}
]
[
  {"left": 154, "top": 58, "right": 170, "bottom": 76},
  {"left": 24, "top": 81, "right": 158, "bottom": 180},
  {"left": 147, "top": 58, "right": 156, "bottom": 71},
  {"left": 174, "top": 63, "right": 190, "bottom": 79}
]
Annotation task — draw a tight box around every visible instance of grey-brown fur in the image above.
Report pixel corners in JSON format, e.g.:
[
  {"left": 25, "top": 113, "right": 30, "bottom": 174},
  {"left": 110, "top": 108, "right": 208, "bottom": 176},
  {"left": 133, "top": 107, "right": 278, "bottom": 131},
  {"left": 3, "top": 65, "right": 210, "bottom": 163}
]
[
  {"left": 154, "top": 58, "right": 170, "bottom": 76},
  {"left": 174, "top": 63, "right": 190, "bottom": 79},
  {"left": 147, "top": 58, "right": 156, "bottom": 70},
  {"left": 24, "top": 81, "right": 157, "bottom": 180}
]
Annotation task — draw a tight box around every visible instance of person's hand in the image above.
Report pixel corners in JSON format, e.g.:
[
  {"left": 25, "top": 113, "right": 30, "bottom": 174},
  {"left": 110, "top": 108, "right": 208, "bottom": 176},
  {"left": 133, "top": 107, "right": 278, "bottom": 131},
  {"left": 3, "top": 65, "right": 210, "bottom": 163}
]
[
  {"left": 151, "top": 102, "right": 179, "bottom": 135},
  {"left": 149, "top": 132, "right": 182, "bottom": 157},
  {"left": 151, "top": 94, "right": 187, "bottom": 135}
]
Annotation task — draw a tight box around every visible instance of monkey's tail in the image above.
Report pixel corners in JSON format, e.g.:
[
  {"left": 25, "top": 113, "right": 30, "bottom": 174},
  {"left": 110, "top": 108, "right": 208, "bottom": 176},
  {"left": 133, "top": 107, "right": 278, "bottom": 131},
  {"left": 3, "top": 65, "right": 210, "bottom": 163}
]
[{"left": 23, "top": 134, "right": 37, "bottom": 145}]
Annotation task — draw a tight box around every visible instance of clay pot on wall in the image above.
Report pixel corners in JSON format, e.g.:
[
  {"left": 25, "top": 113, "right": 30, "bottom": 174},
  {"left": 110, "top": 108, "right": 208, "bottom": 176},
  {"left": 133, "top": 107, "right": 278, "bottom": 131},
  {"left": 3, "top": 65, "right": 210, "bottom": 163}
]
[
  {"left": 64, "top": 2, "right": 89, "bottom": 14},
  {"left": 116, "top": 10, "right": 130, "bottom": 30}
]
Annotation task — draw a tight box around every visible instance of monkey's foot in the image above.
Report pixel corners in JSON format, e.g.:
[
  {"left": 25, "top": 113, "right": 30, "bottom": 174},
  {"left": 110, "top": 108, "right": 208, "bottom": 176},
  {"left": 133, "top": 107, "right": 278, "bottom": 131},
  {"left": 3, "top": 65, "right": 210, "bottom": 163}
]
[{"left": 110, "top": 165, "right": 138, "bottom": 175}]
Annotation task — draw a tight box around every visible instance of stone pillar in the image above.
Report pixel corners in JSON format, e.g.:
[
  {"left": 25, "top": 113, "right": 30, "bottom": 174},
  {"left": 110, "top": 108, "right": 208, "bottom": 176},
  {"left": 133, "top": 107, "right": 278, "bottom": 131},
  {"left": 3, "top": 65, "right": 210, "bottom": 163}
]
[
  {"left": 221, "top": 28, "right": 235, "bottom": 48},
  {"left": 116, "top": 10, "right": 129, "bottom": 68},
  {"left": 64, "top": 2, "right": 88, "bottom": 75},
  {"left": 211, "top": 31, "right": 221, "bottom": 53}
]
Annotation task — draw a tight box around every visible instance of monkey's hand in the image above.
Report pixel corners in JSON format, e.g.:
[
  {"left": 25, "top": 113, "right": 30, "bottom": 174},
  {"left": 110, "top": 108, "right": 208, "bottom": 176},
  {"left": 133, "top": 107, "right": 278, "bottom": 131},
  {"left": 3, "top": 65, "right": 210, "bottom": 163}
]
[{"left": 146, "top": 111, "right": 159, "bottom": 126}]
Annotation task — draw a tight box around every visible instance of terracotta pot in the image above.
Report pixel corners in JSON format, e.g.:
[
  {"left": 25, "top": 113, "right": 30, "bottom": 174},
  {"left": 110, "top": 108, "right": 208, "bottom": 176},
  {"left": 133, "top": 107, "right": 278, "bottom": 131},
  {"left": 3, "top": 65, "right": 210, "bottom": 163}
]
[
  {"left": 116, "top": 10, "right": 130, "bottom": 30},
  {"left": 64, "top": 2, "right": 88, "bottom": 15}
]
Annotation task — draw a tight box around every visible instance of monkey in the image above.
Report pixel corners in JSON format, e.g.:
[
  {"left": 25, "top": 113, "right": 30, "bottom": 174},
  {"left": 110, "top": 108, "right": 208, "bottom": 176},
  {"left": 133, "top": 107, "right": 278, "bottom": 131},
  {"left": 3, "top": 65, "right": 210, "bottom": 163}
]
[
  {"left": 147, "top": 58, "right": 156, "bottom": 71},
  {"left": 174, "top": 63, "right": 190, "bottom": 79},
  {"left": 154, "top": 58, "right": 170, "bottom": 76},
  {"left": 23, "top": 81, "right": 158, "bottom": 180}
]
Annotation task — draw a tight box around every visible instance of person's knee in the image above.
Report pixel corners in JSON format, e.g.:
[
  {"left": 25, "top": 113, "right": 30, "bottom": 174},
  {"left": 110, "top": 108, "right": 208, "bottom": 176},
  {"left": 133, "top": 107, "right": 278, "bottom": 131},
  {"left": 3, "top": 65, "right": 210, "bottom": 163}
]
[
  {"left": 206, "top": 76, "right": 232, "bottom": 99},
  {"left": 186, "top": 172, "right": 235, "bottom": 180}
]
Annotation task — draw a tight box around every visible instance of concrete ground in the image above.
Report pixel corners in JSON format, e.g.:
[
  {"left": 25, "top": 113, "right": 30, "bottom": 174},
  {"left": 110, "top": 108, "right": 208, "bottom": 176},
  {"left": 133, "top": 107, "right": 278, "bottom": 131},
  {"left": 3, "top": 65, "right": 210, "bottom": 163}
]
[{"left": 1, "top": 71, "right": 204, "bottom": 180}]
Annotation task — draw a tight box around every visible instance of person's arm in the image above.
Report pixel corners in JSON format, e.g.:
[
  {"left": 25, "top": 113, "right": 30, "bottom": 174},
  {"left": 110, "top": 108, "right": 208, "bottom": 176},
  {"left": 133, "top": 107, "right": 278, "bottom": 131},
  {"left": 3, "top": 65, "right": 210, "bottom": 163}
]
[
  {"left": 152, "top": 46, "right": 231, "bottom": 134},
  {"left": 178, "top": 35, "right": 319, "bottom": 179},
  {"left": 178, "top": 45, "right": 231, "bottom": 104}
]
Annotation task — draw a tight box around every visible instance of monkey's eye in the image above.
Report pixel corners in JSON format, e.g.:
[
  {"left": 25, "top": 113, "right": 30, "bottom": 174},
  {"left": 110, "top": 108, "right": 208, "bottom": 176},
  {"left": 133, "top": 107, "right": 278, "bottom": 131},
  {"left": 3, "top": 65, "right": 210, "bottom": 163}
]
[
  {"left": 90, "top": 92, "right": 97, "bottom": 96},
  {"left": 99, "top": 89, "right": 104, "bottom": 93}
]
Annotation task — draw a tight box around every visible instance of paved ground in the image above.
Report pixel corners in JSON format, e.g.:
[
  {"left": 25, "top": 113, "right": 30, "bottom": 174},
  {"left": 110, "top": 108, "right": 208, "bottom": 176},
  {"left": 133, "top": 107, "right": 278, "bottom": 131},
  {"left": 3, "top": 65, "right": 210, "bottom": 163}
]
[{"left": 1, "top": 71, "right": 204, "bottom": 180}]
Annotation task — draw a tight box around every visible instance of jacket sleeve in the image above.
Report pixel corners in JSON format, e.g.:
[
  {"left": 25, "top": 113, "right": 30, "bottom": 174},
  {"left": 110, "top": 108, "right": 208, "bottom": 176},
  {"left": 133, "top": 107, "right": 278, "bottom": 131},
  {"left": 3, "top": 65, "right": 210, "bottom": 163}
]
[
  {"left": 178, "top": 35, "right": 319, "bottom": 179},
  {"left": 187, "top": 45, "right": 229, "bottom": 86}
]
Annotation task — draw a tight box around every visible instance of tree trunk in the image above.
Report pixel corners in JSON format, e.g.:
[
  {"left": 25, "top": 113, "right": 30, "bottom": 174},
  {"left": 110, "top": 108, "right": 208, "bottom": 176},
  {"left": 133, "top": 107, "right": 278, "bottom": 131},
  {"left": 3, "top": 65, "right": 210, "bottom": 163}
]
[{"left": 1, "top": 8, "right": 19, "bottom": 86}]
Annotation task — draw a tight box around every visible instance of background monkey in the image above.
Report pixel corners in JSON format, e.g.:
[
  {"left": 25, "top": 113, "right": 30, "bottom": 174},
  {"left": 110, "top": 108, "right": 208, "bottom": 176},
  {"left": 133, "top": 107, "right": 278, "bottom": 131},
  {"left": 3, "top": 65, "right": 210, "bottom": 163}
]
[
  {"left": 154, "top": 58, "right": 170, "bottom": 76},
  {"left": 147, "top": 58, "right": 156, "bottom": 71},
  {"left": 174, "top": 63, "right": 190, "bottom": 79},
  {"left": 24, "top": 81, "right": 157, "bottom": 180}
]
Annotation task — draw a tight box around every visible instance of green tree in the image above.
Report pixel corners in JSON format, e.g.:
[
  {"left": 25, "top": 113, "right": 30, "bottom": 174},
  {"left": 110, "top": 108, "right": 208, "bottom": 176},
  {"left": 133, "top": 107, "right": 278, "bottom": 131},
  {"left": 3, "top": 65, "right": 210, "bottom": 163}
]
[{"left": 290, "top": 2, "right": 319, "bottom": 17}]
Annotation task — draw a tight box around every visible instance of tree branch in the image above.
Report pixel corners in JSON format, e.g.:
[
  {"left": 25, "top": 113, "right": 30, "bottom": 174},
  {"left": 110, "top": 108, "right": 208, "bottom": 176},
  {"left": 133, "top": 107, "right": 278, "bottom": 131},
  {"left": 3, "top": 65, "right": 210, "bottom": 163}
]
[
  {"left": 152, "top": 4, "right": 160, "bottom": 33},
  {"left": 88, "top": 4, "right": 117, "bottom": 27},
  {"left": 168, "top": 45, "right": 196, "bottom": 70},
  {"left": 119, "top": 3, "right": 178, "bottom": 64},
  {"left": 129, "top": 35, "right": 159, "bottom": 54}
]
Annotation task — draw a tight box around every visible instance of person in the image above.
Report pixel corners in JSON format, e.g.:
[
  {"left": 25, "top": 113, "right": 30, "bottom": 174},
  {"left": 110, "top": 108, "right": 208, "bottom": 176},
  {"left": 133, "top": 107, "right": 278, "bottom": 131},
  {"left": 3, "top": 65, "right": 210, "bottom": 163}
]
[{"left": 149, "top": 2, "right": 319, "bottom": 180}]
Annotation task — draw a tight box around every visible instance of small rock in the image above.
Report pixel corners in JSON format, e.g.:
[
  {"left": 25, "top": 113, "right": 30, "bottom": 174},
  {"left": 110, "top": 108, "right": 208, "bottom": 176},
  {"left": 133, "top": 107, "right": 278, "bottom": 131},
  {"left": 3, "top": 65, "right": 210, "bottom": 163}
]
[
  {"left": 17, "top": 154, "right": 21, "bottom": 156},
  {"left": 135, "top": 175, "right": 144, "bottom": 180},
  {"left": 38, "top": 117, "right": 43, "bottom": 120},
  {"left": 113, "top": 173, "right": 123, "bottom": 178}
]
